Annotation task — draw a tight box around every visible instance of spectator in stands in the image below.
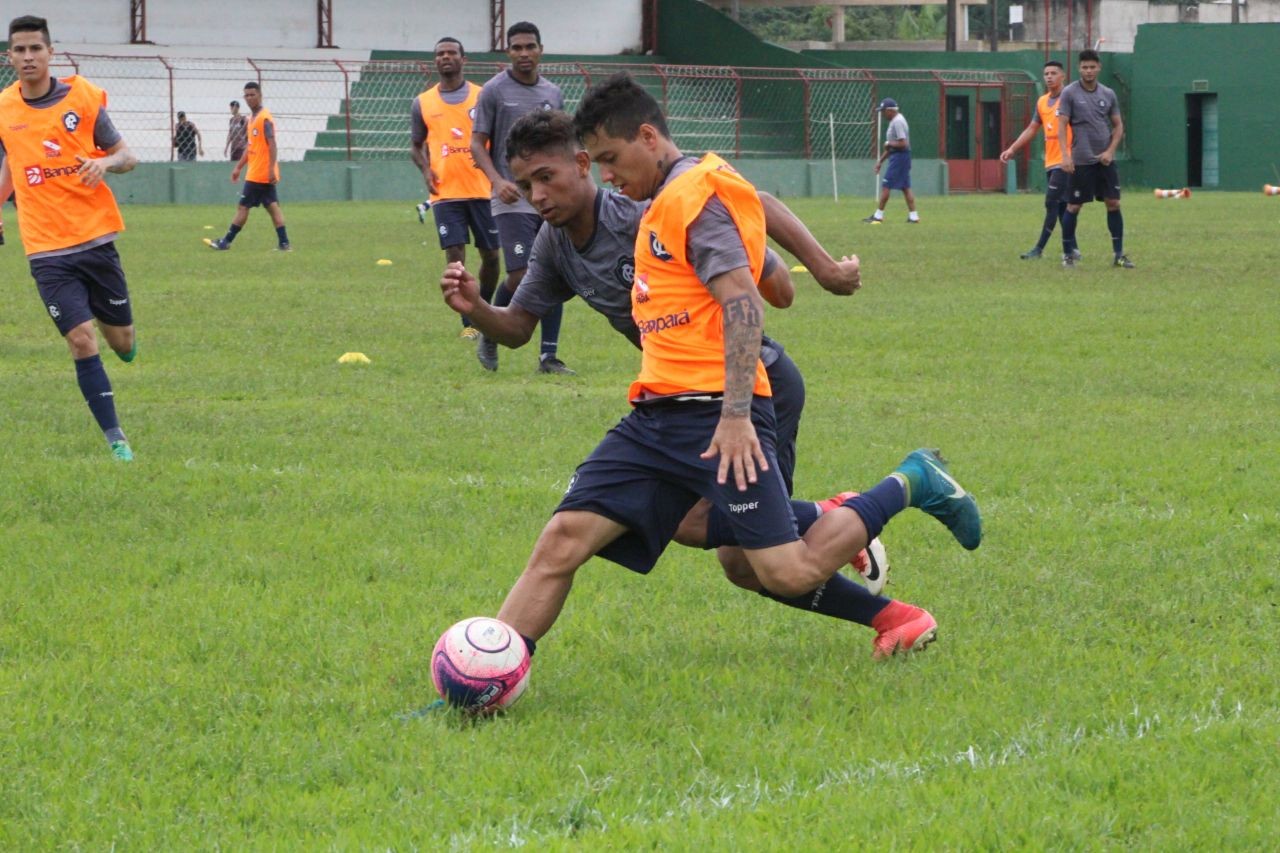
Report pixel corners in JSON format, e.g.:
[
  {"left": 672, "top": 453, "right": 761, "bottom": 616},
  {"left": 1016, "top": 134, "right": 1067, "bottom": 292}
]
[
  {"left": 225, "top": 99, "right": 248, "bottom": 162},
  {"left": 206, "top": 82, "right": 291, "bottom": 252},
  {"left": 469, "top": 20, "right": 573, "bottom": 375},
  {"left": 411, "top": 36, "right": 500, "bottom": 342},
  {"left": 863, "top": 98, "right": 919, "bottom": 224},
  {"left": 172, "top": 111, "right": 202, "bottom": 161},
  {"left": 0, "top": 14, "right": 141, "bottom": 461}
]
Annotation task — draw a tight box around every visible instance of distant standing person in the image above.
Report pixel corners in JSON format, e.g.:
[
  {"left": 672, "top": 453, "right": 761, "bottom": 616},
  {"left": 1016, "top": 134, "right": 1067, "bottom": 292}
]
[
  {"left": 1057, "top": 49, "right": 1132, "bottom": 269},
  {"left": 0, "top": 14, "right": 140, "bottom": 461},
  {"left": 172, "top": 110, "right": 202, "bottom": 161},
  {"left": 470, "top": 20, "right": 573, "bottom": 374},
  {"left": 1000, "top": 60, "right": 1082, "bottom": 261},
  {"left": 206, "top": 81, "right": 291, "bottom": 252},
  {"left": 864, "top": 98, "right": 919, "bottom": 224},
  {"left": 411, "top": 36, "right": 500, "bottom": 341},
  {"left": 225, "top": 99, "right": 247, "bottom": 161}
]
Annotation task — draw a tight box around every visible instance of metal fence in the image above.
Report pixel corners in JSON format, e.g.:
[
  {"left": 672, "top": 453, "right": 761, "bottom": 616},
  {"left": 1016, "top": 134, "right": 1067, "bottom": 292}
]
[{"left": 2, "top": 55, "right": 1035, "bottom": 185}]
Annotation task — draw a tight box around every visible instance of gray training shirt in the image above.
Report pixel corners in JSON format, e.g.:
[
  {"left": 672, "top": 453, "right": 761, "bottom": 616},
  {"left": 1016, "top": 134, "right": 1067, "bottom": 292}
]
[
  {"left": 472, "top": 69, "right": 563, "bottom": 216},
  {"left": 1056, "top": 80, "right": 1119, "bottom": 166}
]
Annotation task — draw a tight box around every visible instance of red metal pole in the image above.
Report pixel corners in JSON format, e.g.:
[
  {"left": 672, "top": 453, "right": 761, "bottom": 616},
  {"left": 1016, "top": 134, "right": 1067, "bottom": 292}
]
[
  {"left": 1066, "top": 0, "right": 1073, "bottom": 75},
  {"left": 160, "top": 56, "right": 174, "bottom": 161},
  {"left": 1086, "top": 0, "right": 1092, "bottom": 52},
  {"left": 1044, "top": 0, "right": 1050, "bottom": 62},
  {"left": 733, "top": 70, "right": 742, "bottom": 158},
  {"left": 801, "top": 73, "right": 812, "bottom": 160},
  {"left": 337, "top": 60, "right": 352, "bottom": 160}
]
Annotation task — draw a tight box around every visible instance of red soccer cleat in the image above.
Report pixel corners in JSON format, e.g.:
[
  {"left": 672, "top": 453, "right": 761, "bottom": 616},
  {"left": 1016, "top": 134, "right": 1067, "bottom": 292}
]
[{"left": 871, "top": 600, "right": 937, "bottom": 659}]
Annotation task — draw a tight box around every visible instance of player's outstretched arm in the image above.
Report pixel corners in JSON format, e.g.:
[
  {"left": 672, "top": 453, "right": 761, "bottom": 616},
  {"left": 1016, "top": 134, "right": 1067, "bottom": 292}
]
[
  {"left": 757, "top": 192, "right": 858, "bottom": 295},
  {"left": 1001, "top": 119, "right": 1040, "bottom": 162},
  {"left": 440, "top": 261, "right": 539, "bottom": 347}
]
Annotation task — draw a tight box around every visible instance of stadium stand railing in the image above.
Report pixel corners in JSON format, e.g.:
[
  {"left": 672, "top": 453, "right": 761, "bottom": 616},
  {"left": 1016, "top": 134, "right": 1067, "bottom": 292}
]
[{"left": 1, "top": 56, "right": 1034, "bottom": 173}]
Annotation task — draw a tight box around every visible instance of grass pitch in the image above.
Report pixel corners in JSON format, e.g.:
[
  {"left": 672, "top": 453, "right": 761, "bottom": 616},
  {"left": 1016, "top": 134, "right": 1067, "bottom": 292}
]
[{"left": 1, "top": 192, "right": 1278, "bottom": 847}]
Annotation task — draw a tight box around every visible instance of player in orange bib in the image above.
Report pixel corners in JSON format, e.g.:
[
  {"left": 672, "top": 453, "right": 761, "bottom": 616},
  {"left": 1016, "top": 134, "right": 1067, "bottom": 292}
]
[
  {"left": 410, "top": 37, "right": 500, "bottom": 341},
  {"left": 1000, "top": 60, "right": 1081, "bottom": 261},
  {"left": 463, "top": 75, "right": 982, "bottom": 683},
  {"left": 0, "top": 15, "right": 140, "bottom": 461},
  {"left": 206, "top": 81, "right": 290, "bottom": 251}
]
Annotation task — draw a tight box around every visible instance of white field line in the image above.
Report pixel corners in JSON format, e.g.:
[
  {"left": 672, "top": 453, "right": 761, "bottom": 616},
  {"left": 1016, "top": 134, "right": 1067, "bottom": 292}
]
[{"left": 445, "top": 695, "right": 1273, "bottom": 849}]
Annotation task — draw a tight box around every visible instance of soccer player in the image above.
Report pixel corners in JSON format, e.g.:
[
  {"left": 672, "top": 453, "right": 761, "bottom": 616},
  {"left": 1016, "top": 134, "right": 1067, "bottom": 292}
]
[
  {"left": 224, "top": 99, "right": 247, "bottom": 162},
  {"left": 0, "top": 15, "right": 139, "bottom": 461},
  {"left": 863, "top": 98, "right": 919, "bottom": 224},
  {"left": 411, "top": 36, "right": 501, "bottom": 342},
  {"left": 1057, "top": 50, "right": 1133, "bottom": 269},
  {"left": 206, "top": 81, "right": 290, "bottom": 252},
  {"left": 469, "top": 21, "right": 572, "bottom": 374},
  {"left": 441, "top": 110, "right": 896, "bottom": 602},
  {"left": 1000, "top": 61, "right": 1082, "bottom": 261},
  {"left": 471, "top": 75, "right": 982, "bottom": 668}
]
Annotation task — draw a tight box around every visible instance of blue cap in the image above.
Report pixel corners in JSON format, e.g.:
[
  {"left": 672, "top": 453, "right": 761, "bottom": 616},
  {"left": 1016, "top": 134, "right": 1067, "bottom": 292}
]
[{"left": 876, "top": 98, "right": 898, "bottom": 111}]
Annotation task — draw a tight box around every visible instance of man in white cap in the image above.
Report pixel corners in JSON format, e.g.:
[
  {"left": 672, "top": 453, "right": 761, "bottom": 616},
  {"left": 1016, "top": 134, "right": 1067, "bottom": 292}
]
[{"left": 863, "top": 98, "right": 919, "bottom": 224}]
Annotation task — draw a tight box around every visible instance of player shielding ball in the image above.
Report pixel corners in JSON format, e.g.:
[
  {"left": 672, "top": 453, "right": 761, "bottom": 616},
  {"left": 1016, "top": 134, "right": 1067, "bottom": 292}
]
[
  {"left": 1000, "top": 60, "right": 1082, "bottom": 261},
  {"left": 0, "top": 15, "right": 140, "bottom": 461}
]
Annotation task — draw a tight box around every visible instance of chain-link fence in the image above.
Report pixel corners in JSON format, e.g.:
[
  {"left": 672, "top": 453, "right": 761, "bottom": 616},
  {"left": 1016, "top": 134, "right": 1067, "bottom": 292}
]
[{"left": 2, "top": 55, "right": 1036, "bottom": 185}]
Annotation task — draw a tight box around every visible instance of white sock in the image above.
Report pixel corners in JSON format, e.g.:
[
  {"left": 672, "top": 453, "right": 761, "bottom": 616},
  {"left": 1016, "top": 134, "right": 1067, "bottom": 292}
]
[
  {"left": 908, "top": 211, "right": 919, "bottom": 221},
  {"left": 872, "top": 210, "right": 884, "bottom": 221}
]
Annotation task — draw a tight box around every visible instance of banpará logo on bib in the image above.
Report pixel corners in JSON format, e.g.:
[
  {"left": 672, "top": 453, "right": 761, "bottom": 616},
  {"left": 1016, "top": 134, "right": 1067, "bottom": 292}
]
[
  {"left": 61, "top": 110, "right": 80, "bottom": 132},
  {"left": 24, "top": 165, "right": 44, "bottom": 185},
  {"left": 648, "top": 231, "right": 672, "bottom": 261}
]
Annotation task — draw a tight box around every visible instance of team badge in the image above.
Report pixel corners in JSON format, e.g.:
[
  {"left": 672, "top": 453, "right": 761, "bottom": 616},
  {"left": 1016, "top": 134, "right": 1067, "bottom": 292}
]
[
  {"left": 47, "top": 303, "right": 61, "bottom": 319},
  {"left": 541, "top": 101, "right": 552, "bottom": 111},
  {"left": 648, "top": 231, "right": 672, "bottom": 261},
  {"left": 61, "top": 110, "right": 80, "bottom": 132},
  {"left": 24, "top": 165, "right": 44, "bottom": 185},
  {"left": 615, "top": 256, "right": 635, "bottom": 286},
  {"left": 439, "top": 224, "right": 449, "bottom": 236},
  {"left": 514, "top": 242, "right": 526, "bottom": 257}
]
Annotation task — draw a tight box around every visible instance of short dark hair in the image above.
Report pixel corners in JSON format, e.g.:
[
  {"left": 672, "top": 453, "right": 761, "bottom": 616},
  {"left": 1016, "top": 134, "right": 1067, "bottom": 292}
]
[
  {"left": 8, "top": 14, "right": 51, "bottom": 44},
  {"left": 1078, "top": 49, "right": 1101, "bottom": 64},
  {"left": 177, "top": 111, "right": 186, "bottom": 118},
  {"left": 244, "top": 81, "right": 261, "bottom": 92},
  {"left": 1044, "top": 60, "right": 1064, "bottom": 70},
  {"left": 435, "top": 36, "right": 465, "bottom": 56},
  {"left": 574, "top": 73, "right": 669, "bottom": 143},
  {"left": 506, "top": 110, "right": 581, "bottom": 163},
  {"left": 507, "top": 21, "right": 541, "bottom": 45},
  {"left": 230, "top": 100, "right": 239, "bottom": 107}
]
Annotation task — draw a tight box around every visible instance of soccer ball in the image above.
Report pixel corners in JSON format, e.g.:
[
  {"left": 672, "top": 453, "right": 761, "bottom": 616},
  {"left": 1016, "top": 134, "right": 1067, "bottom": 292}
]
[{"left": 431, "top": 617, "right": 531, "bottom": 714}]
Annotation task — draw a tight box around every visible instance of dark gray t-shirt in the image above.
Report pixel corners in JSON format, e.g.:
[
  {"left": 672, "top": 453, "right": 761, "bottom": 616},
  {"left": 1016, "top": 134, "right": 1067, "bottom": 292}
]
[
  {"left": 408, "top": 81, "right": 474, "bottom": 147},
  {"left": 0, "top": 79, "right": 121, "bottom": 157},
  {"left": 513, "top": 172, "right": 780, "bottom": 349},
  {"left": 472, "top": 69, "right": 563, "bottom": 216},
  {"left": 1056, "top": 80, "right": 1119, "bottom": 166}
]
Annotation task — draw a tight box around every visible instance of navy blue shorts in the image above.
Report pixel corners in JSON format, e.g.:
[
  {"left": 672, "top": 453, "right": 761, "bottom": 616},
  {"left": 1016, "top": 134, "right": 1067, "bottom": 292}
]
[
  {"left": 760, "top": 336, "right": 804, "bottom": 495},
  {"left": 1045, "top": 168, "right": 1070, "bottom": 206},
  {"left": 238, "top": 180, "right": 279, "bottom": 208},
  {"left": 433, "top": 199, "right": 500, "bottom": 251},
  {"left": 557, "top": 396, "right": 798, "bottom": 574},
  {"left": 1068, "top": 162, "right": 1121, "bottom": 204},
  {"left": 882, "top": 150, "right": 912, "bottom": 190},
  {"left": 494, "top": 212, "right": 542, "bottom": 272},
  {"left": 30, "top": 242, "right": 132, "bottom": 335}
]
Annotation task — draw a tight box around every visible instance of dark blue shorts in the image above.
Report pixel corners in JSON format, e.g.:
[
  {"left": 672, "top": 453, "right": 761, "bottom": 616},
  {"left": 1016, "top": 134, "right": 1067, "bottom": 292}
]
[
  {"left": 433, "top": 199, "right": 501, "bottom": 251},
  {"left": 557, "top": 396, "right": 798, "bottom": 574},
  {"left": 760, "top": 336, "right": 804, "bottom": 495},
  {"left": 30, "top": 242, "right": 132, "bottom": 335},
  {"left": 1068, "top": 162, "right": 1121, "bottom": 204},
  {"left": 494, "top": 212, "right": 542, "bottom": 272},
  {"left": 239, "top": 180, "right": 279, "bottom": 208},
  {"left": 882, "top": 150, "right": 912, "bottom": 190},
  {"left": 1045, "top": 168, "right": 1070, "bottom": 206}
]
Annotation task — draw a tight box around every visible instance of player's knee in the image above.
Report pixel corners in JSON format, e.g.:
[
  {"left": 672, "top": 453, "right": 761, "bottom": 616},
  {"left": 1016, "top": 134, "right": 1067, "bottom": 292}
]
[
  {"left": 528, "top": 515, "right": 593, "bottom": 578},
  {"left": 64, "top": 323, "right": 98, "bottom": 357},
  {"left": 719, "top": 551, "right": 761, "bottom": 592}
]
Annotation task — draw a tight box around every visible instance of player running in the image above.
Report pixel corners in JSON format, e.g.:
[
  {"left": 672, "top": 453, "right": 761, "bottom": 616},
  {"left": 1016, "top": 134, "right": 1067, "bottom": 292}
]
[{"left": 0, "top": 15, "right": 140, "bottom": 461}]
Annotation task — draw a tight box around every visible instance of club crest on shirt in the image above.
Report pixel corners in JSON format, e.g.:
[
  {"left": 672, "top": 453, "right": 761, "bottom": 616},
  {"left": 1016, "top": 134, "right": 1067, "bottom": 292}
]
[
  {"left": 648, "top": 231, "right": 672, "bottom": 261},
  {"left": 61, "top": 110, "right": 80, "bottom": 132},
  {"left": 615, "top": 256, "right": 635, "bottom": 286},
  {"left": 540, "top": 101, "right": 552, "bottom": 111}
]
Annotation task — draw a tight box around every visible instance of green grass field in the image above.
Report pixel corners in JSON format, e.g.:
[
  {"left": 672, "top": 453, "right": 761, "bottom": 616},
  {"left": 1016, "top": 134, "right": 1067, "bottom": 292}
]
[{"left": 2, "top": 192, "right": 1278, "bottom": 848}]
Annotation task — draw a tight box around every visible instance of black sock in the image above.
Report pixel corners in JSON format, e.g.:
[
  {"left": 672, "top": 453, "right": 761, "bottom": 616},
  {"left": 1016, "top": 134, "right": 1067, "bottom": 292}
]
[
  {"left": 74, "top": 354, "right": 121, "bottom": 436},
  {"left": 275, "top": 225, "right": 289, "bottom": 246},
  {"left": 1035, "top": 205, "right": 1057, "bottom": 250},
  {"left": 1058, "top": 202, "right": 1076, "bottom": 251},
  {"left": 842, "top": 477, "right": 906, "bottom": 542},
  {"left": 479, "top": 278, "right": 497, "bottom": 305},
  {"left": 520, "top": 633, "right": 537, "bottom": 658},
  {"left": 759, "top": 572, "right": 890, "bottom": 627},
  {"left": 1107, "top": 209, "right": 1123, "bottom": 257},
  {"left": 540, "top": 303, "right": 563, "bottom": 359},
  {"left": 1061, "top": 209, "right": 1079, "bottom": 255},
  {"left": 222, "top": 223, "right": 242, "bottom": 244}
]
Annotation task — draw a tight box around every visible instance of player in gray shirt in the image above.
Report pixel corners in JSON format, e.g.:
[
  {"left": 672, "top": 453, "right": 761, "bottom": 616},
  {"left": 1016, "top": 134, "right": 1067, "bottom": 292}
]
[
  {"left": 470, "top": 21, "right": 572, "bottom": 374},
  {"left": 1056, "top": 49, "right": 1133, "bottom": 268},
  {"left": 440, "top": 111, "right": 895, "bottom": 601}
]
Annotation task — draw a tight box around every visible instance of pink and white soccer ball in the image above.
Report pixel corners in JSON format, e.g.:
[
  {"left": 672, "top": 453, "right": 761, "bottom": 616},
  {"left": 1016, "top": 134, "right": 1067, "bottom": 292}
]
[{"left": 432, "top": 617, "right": 531, "bottom": 714}]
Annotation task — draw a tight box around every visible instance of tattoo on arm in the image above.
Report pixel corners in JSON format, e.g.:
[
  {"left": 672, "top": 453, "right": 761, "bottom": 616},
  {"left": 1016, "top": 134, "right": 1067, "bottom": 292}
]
[{"left": 722, "top": 292, "right": 762, "bottom": 419}]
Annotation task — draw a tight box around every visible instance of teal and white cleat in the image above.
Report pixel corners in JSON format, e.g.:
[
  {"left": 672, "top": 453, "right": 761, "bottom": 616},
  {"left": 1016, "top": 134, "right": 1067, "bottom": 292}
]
[
  {"left": 893, "top": 448, "right": 981, "bottom": 550},
  {"left": 109, "top": 439, "right": 134, "bottom": 462}
]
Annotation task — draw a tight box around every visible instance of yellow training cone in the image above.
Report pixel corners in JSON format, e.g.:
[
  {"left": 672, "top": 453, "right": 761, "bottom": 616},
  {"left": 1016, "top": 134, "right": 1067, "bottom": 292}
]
[
  {"left": 376, "top": 258, "right": 394, "bottom": 266},
  {"left": 338, "top": 352, "right": 371, "bottom": 365}
]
